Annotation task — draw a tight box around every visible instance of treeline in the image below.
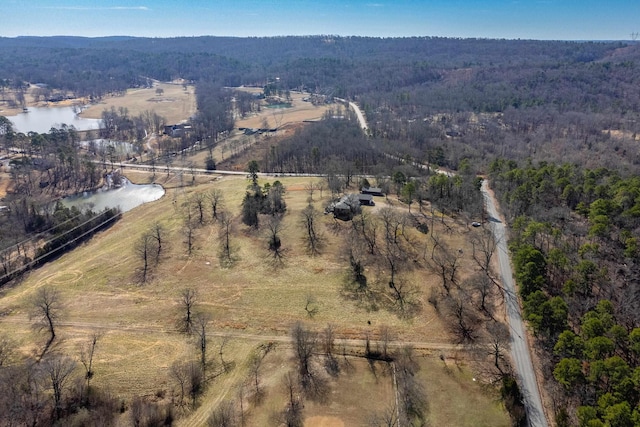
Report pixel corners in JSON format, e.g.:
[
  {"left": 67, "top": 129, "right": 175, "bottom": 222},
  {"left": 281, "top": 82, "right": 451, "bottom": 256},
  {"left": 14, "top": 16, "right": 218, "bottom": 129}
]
[
  {"left": 35, "top": 204, "right": 121, "bottom": 262},
  {"left": 0, "top": 36, "right": 633, "bottom": 108},
  {"left": 100, "top": 107, "right": 165, "bottom": 141},
  {"left": 5, "top": 124, "right": 102, "bottom": 198},
  {"left": 0, "top": 202, "right": 121, "bottom": 286},
  {"left": 261, "top": 111, "right": 388, "bottom": 175},
  {"left": 490, "top": 159, "right": 640, "bottom": 426},
  {"left": 0, "top": 121, "right": 115, "bottom": 259},
  {"left": 191, "top": 83, "right": 235, "bottom": 150}
]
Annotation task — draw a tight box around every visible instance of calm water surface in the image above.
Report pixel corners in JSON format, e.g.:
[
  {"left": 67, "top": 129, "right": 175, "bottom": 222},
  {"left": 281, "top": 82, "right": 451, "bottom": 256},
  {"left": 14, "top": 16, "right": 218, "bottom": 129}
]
[
  {"left": 61, "top": 179, "right": 165, "bottom": 213},
  {"left": 7, "top": 106, "right": 101, "bottom": 134}
]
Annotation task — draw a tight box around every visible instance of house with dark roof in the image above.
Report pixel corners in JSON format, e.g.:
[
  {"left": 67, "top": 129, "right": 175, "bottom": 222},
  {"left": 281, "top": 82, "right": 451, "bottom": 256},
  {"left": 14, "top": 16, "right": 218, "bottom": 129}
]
[
  {"left": 358, "top": 194, "right": 375, "bottom": 206},
  {"left": 327, "top": 193, "right": 372, "bottom": 221},
  {"left": 361, "top": 187, "right": 384, "bottom": 197},
  {"left": 163, "top": 123, "right": 192, "bottom": 138}
]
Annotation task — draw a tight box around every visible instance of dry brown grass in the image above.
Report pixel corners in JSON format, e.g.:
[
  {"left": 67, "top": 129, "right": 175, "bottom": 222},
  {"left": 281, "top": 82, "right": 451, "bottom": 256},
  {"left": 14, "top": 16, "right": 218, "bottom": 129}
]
[
  {"left": 0, "top": 174, "right": 507, "bottom": 425},
  {"left": 235, "top": 89, "right": 333, "bottom": 129},
  {"left": 424, "top": 356, "right": 509, "bottom": 427},
  {"left": 232, "top": 350, "right": 509, "bottom": 427},
  {"left": 0, "top": 172, "right": 10, "bottom": 198},
  {"left": 1, "top": 83, "right": 194, "bottom": 124},
  {"left": 79, "top": 83, "right": 196, "bottom": 124}
]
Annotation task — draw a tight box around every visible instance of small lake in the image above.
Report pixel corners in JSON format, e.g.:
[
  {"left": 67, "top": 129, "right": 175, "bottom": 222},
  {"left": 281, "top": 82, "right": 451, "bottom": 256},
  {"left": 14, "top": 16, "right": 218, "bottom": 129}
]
[
  {"left": 7, "top": 106, "right": 102, "bottom": 134},
  {"left": 61, "top": 179, "right": 165, "bottom": 213}
]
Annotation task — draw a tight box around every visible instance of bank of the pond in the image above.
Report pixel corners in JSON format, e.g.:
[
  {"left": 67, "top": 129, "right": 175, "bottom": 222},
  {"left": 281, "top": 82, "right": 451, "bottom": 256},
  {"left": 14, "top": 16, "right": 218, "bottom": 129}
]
[{"left": 61, "top": 178, "right": 165, "bottom": 213}]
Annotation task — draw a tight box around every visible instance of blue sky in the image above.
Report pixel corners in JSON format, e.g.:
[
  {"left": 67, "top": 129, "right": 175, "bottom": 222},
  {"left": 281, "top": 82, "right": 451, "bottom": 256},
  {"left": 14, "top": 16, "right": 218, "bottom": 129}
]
[{"left": 2, "top": 0, "right": 639, "bottom": 40}]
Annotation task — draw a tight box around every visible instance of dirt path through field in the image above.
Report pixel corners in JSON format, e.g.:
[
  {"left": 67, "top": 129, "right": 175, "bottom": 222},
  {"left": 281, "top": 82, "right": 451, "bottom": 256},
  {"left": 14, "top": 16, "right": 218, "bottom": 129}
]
[{"left": 0, "top": 315, "right": 468, "bottom": 353}]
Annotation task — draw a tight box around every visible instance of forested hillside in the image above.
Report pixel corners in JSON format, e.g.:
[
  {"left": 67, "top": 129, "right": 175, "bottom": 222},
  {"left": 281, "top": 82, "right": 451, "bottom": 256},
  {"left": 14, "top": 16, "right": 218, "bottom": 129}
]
[
  {"left": 2, "top": 36, "right": 639, "bottom": 172},
  {"left": 490, "top": 160, "right": 640, "bottom": 426}
]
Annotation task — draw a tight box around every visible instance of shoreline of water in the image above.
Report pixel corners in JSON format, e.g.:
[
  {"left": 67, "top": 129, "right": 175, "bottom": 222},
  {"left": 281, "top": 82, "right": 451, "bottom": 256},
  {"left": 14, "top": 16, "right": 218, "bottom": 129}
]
[
  {"left": 60, "top": 178, "right": 165, "bottom": 213},
  {"left": 6, "top": 105, "right": 102, "bottom": 134}
]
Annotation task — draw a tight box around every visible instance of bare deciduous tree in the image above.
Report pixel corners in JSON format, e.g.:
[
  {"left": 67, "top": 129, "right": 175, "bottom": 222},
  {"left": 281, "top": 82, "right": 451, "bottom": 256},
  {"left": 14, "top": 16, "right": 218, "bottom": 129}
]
[
  {"left": 430, "top": 240, "right": 461, "bottom": 294},
  {"left": 249, "top": 342, "right": 274, "bottom": 403},
  {"left": 379, "top": 325, "right": 393, "bottom": 361},
  {"left": 150, "top": 222, "right": 166, "bottom": 265},
  {"left": 394, "top": 346, "right": 427, "bottom": 426},
  {"left": 171, "top": 361, "right": 189, "bottom": 407},
  {"left": 208, "top": 400, "right": 237, "bottom": 426},
  {"left": 130, "top": 396, "right": 174, "bottom": 425},
  {"left": 135, "top": 232, "right": 156, "bottom": 283},
  {"left": 368, "top": 404, "right": 399, "bottom": 427},
  {"left": 0, "top": 362, "right": 47, "bottom": 426},
  {"left": 265, "top": 215, "right": 285, "bottom": 264},
  {"left": 382, "top": 242, "right": 404, "bottom": 301},
  {"left": 486, "top": 321, "right": 511, "bottom": 375},
  {"left": 194, "top": 313, "right": 211, "bottom": 376},
  {"left": 188, "top": 361, "right": 204, "bottom": 408},
  {"left": 180, "top": 289, "right": 197, "bottom": 334},
  {"left": 301, "top": 204, "right": 322, "bottom": 255},
  {"left": 443, "top": 290, "right": 479, "bottom": 343},
  {"left": 183, "top": 216, "right": 196, "bottom": 257},
  {"left": 305, "top": 182, "right": 316, "bottom": 203},
  {"left": 282, "top": 371, "right": 303, "bottom": 427},
  {"left": 468, "top": 271, "right": 495, "bottom": 314},
  {"left": 218, "top": 212, "right": 234, "bottom": 265},
  {"left": 42, "top": 354, "right": 76, "bottom": 420},
  {"left": 352, "top": 211, "right": 379, "bottom": 255},
  {"left": 193, "top": 193, "right": 207, "bottom": 225},
  {"left": 379, "top": 207, "right": 407, "bottom": 245},
  {"left": 471, "top": 228, "right": 498, "bottom": 275},
  {"left": 32, "top": 286, "right": 62, "bottom": 356},
  {"left": 291, "top": 322, "right": 317, "bottom": 390},
  {"left": 323, "top": 324, "right": 339, "bottom": 376},
  {"left": 208, "top": 189, "right": 224, "bottom": 221},
  {"left": 79, "top": 333, "right": 101, "bottom": 389},
  {"left": 171, "top": 360, "right": 203, "bottom": 408}
]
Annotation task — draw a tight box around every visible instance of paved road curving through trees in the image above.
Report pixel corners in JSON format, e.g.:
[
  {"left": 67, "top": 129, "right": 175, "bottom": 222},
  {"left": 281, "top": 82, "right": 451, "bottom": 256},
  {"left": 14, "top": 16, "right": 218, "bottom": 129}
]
[{"left": 482, "top": 180, "right": 548, "bottom": 427}]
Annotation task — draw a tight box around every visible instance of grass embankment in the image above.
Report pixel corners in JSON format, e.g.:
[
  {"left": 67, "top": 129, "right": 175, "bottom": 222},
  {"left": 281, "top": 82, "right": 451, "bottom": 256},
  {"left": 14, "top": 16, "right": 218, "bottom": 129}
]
[{"left": 0, "top": 173, "right": 508, "bottom": 426}]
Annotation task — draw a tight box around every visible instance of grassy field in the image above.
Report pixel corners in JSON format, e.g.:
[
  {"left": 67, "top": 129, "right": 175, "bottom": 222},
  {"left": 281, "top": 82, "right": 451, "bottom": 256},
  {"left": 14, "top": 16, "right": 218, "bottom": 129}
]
[
  {"left": 1, "top": 82, "right": 196, "bottom": 125},
  {"left": 0, "top": 172, "right": 508, "bottom": 425},
  {"left": 80, "top": 82, "right": 196, "bottom": 125},
  {"left": 234, "top": 88, "right": 333, "bottom": 129}
]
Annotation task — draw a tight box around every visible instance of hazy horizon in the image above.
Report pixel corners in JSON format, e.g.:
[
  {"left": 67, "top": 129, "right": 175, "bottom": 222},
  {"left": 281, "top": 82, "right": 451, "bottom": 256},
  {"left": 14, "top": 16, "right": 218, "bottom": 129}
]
[{"left": 2, "top": 0, "right": 639, "bottom": 42}]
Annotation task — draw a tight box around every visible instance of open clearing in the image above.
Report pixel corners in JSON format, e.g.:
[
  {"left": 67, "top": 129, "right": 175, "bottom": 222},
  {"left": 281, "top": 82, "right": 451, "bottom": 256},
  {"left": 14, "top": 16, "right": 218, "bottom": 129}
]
[
  {"left": 80, "top": 82, "right": 196, "bottom": 125},
  {"left": 234, "top": 87, "right": 335, "bottom": 129},
  {"left": 0, "top": 82, "right": 196, "bottom": 126},
  {"left": 0, "top": 173, "right": 508, "bottom": 425}
]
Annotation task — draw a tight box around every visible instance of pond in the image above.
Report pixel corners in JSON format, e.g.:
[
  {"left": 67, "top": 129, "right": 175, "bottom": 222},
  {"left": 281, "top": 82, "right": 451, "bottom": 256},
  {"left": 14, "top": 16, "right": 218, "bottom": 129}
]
[
  {"left": 61, "top": 179, "right": 165, "bottom": 213},
  {"left": 7, "top": 106, "right": 102, "bottom": 134}
]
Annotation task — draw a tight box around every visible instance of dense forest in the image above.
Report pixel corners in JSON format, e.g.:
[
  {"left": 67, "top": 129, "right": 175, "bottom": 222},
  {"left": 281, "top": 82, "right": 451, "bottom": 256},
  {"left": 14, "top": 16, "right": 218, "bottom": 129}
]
[
  {"left": 2, "top": 36, "right": 639, "bottom": 172},
  {"left": 490, "top": 160, "right": 640, "bottom": 426},
  {"left": 2, "top": 35, "right": 640, "bottom": 425}
]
